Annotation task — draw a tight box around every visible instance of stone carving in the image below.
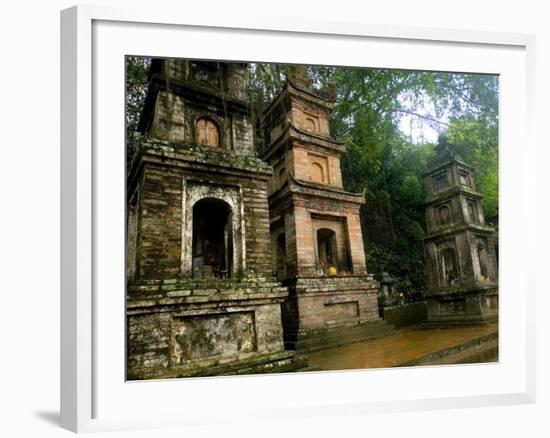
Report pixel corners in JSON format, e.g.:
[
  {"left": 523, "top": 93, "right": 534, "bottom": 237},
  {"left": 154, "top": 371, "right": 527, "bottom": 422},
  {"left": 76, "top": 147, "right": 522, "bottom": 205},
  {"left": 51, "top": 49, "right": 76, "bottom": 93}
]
[{"left": 171, "top": 312, "right": 256, "bottom": 364}]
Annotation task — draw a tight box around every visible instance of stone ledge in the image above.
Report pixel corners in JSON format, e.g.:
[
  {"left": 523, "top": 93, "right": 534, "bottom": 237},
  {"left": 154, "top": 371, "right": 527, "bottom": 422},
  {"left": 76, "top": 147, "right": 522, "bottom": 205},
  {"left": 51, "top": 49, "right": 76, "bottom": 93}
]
[
  {"left": 129, "top": 140, "right": 273, "bottom": 182},
  {"left": 128, "top": 350, "right": 307, "bottom": 380},
  {"left": 423, "top": 223, "right": 496, "bottom": 240},
  {"left": 292, "top": 275, "right": 379, "bottom": 290},
  {"left": 127, "top": 290, "right": 289, "bottom": 311},
  {"left": 423, "top": 284, "right": 498, "bottom": 298}
]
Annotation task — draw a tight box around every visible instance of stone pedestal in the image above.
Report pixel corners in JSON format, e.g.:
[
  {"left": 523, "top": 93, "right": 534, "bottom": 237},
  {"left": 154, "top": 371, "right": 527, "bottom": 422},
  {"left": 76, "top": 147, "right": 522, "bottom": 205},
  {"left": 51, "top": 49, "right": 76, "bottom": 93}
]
[{"left": 127, "top": 279, "right": 307, "bottom": 380}]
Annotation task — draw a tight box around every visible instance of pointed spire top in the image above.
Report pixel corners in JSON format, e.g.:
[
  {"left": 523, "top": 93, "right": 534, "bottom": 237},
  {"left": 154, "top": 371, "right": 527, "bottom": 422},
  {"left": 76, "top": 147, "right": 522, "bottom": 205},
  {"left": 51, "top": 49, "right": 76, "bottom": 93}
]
[
  {"left": 427, "top": 132, "right": 466, "bottom": 171},
  {"left": 288, "top": 65, "right": 311, "bottom": 88},
  {"left": 436, "top": 132, "right": 449, "bottom": 154}
]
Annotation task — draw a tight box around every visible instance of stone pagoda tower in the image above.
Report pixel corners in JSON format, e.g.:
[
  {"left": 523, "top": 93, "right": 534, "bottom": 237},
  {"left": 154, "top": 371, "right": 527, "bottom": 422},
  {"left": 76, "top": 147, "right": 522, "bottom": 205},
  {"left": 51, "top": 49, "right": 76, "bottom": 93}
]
[
  {"left": 422, "top": 135, "right": 498, "bottom": 326},
  {"left": 126, "top": 59, "right": 304, "bottom": 380},
  {"left": 261, "top": 69, "right": 391, "bottom": 351}
]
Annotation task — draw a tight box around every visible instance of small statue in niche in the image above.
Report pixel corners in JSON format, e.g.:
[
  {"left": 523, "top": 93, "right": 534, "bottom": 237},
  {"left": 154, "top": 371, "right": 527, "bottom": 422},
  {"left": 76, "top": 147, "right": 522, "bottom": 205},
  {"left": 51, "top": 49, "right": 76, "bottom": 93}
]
[{"left": 439, "top": 205, "right": 451, "bottom": 226}]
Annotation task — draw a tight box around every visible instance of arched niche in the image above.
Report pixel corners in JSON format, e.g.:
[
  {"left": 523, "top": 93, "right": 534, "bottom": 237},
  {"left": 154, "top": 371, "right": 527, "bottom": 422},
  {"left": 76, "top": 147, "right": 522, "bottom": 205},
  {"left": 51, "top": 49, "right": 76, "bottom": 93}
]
[
  {"left": 310, "top": 162, "right": 325, "bottom": 184},
  {"left": 468, "top": 201, "right": 478, "bottom": 223},
  {"left": 439, "top": 205, "right": 451, "bottom": 226},
  {"left": 440, "top": 247, "right": 459, "bottom": 286},
  {"left": 305, "top": 117, "right": 317, "bottom": 132},
  {"left": 476, "top": 237, "right": 490, "bottom": 281}
]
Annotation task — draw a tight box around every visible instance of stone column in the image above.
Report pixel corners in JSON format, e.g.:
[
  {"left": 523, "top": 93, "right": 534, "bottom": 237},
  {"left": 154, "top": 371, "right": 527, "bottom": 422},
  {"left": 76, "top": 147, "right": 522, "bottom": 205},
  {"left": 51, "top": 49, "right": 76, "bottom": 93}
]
[
  {"left": 345, "top": 211, "right": 367, "bottom": 275},
  {"left": 292, "top": 206, "right": 316, "bottom": 276}
]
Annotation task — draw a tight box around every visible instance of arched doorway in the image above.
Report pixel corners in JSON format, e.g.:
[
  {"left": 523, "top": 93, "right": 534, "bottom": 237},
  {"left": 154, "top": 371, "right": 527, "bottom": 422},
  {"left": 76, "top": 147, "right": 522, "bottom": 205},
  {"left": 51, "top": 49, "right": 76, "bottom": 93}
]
[
  {"left": 317, "top": 228, "right": 338, "bottom": 270},
  {"left": 192, "top": 198, "right": 233, "bottom": 278}
]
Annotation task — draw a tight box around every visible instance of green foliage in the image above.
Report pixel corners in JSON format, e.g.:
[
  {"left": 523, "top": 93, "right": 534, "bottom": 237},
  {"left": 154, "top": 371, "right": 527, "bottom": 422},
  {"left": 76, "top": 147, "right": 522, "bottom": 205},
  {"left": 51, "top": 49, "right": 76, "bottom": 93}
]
[
  {"left": 446, "top": 116, "right": 499, "bottom": 217},
  {"left": 126, "top": 56, "right": 151, "bottom": 164}
]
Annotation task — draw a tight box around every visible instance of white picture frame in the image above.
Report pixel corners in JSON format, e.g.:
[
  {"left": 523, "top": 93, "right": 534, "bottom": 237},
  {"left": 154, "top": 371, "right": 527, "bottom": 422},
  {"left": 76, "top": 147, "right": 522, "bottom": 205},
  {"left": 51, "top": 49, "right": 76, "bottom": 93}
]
[{"left": 60, "top": 5, "right": 536, "bottom": 433}]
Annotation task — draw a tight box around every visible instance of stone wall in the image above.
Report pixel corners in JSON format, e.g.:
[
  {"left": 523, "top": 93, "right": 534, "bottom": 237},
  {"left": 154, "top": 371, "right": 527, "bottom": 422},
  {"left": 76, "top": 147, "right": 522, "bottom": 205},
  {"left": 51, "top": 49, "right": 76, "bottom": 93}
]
[
  {"left": 292, "top": 276, "right": 380, "bottom": 327},
  {"left": 135, "top": 165, "right": 183, "bottom": 279},
  {"left": 127, "top": 312, "right": 172, "bottom": 377}
]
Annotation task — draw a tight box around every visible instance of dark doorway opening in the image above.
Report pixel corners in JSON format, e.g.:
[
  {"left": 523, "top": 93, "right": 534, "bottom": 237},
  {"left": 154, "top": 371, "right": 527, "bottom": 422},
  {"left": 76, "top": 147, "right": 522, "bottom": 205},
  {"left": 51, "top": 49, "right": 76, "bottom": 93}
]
[
  {"left": 192, "top": 198, "right": 233, "bottom": 278},
  {"left": 317, "top": 228, "right": 337, "bottom": 269}
]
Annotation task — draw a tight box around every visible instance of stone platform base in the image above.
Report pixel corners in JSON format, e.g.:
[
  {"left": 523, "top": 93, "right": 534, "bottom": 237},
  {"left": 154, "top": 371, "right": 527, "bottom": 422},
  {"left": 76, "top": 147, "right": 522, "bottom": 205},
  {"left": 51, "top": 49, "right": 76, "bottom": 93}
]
[
  {"left": 289, "top": 319, "right": 395, "bottom": 352},
  {"left": 421, "top": 285, "right": 498, "bottom": 329},
  {"left": 281, "top": 275, "right": 389, "bottom": 351},
  {"left": 126, "top": 278, "right": 307, "bottom": 380}
]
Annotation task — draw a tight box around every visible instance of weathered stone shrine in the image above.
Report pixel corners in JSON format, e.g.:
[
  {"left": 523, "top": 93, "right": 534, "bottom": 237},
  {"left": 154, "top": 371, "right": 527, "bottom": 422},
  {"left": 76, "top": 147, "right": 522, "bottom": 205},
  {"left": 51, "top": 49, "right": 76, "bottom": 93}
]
[
  {"left": 126, "top": 59, "right": 305, "bottom": 379},
  {"left": 422, "top": 136, "right": 498, "bottom": 326},
  {"left": 260, "top": 70, "right": 391, "bottom": 351}
]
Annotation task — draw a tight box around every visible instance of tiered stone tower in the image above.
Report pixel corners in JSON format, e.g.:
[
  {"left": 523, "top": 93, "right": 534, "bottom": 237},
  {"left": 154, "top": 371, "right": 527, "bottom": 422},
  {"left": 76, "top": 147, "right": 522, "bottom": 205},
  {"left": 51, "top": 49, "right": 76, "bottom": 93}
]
[
  {"left": 126, "top": 59, "right": 304, "bottom": 379},
  {"left": 422, "top": 135, "right": 498, "bottom": 326},
  {"left": 261, "top": 69, "right": 391, "bottom": 351}
]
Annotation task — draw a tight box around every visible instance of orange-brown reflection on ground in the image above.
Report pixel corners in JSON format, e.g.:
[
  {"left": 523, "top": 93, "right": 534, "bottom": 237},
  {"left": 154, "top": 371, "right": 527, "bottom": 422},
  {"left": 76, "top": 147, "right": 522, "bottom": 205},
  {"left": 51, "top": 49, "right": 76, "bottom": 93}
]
[{"left": 305, "top": 323, "right": 498, "bottom": 371}]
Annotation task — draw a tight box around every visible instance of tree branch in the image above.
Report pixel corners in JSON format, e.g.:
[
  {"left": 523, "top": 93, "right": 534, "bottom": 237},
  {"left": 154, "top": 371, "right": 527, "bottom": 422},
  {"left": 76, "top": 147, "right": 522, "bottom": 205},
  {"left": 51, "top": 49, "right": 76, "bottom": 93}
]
[{"left": 392, "top": 109, "right": 451, "bottom": 128}]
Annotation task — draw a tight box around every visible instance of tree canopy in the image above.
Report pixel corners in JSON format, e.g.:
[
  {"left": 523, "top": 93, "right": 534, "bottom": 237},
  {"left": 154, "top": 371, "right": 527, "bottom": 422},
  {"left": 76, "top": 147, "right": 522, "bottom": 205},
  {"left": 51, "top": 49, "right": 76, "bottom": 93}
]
[{"left": 126, "top": 58, "right": 498, "bottom": 298}]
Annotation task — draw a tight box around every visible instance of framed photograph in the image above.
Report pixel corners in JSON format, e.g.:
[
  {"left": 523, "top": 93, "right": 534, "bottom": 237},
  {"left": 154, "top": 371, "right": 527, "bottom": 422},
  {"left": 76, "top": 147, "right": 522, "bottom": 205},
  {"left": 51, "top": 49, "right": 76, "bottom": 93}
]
[{"left": 61, "top": 5, "right": 536, "bottom": 433}]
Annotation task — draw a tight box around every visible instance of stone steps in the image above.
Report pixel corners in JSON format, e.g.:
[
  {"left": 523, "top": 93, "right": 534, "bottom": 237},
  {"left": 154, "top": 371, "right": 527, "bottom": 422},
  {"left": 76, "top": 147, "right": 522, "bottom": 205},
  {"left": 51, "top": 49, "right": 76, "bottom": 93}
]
[
  {"left": 153, "top": 351, "right": 308, "bottom": 379},
  {"left": 128, "top": 280, "right": 284, "bottom": 298},
  {"left": 394, "top": 332, "right": 498, "bottom": 367},
  {"left": 224, "top": 354, "right": 308, "bottom": 376},
  {"left": 418, "top": 316, "right": 498, "bottom": 329}
]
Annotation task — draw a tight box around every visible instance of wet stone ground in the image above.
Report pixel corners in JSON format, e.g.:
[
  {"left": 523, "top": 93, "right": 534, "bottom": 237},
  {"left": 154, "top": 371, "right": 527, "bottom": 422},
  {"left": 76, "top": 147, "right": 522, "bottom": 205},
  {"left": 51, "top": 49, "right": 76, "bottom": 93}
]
[{"left": 305, "top": 323, "right": 498, "bottom": 371}]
